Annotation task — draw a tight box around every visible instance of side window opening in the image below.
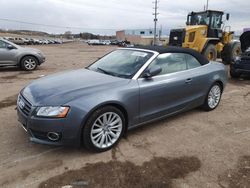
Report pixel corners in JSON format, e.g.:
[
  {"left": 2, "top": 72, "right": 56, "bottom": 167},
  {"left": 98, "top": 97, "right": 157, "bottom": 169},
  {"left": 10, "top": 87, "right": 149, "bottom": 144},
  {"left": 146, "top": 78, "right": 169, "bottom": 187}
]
[
  {"left": 0, "top": 40, "right": 7, "bottom": 48},
  {"left": 148, "top": 53, "right": 188, "bottom": 75},
  {"left": 185, "top": 54, "right": 201, "bottom": 69}
]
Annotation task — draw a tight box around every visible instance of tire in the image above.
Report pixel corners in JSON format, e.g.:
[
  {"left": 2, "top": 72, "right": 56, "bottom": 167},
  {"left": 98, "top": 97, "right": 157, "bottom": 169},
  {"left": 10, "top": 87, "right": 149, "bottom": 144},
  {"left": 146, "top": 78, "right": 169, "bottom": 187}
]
[
  {"left": 202, "top": 83, "right": 222, "bottom": 111},
  {"left": 20, "top": 56, "right": 38, "bottom": 71},
  {"left": 83, "top": 106, "right": 125, "bottom": 152},
  {"left": 230, "top": 65, "right": 241, "bottom": 78},
  {"left": 222, "top": 42, "right": 241, "bottom": 64},
  {"left": 202, "top": 44, "right": 217, "bottom": 61}
]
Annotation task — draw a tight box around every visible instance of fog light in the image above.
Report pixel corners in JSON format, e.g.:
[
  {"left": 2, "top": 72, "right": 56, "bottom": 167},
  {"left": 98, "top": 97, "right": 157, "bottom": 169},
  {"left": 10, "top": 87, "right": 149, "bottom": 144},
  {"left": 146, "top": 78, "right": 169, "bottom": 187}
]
[{"left": 47, "top": 132, "right": 60, "bottom": 141}]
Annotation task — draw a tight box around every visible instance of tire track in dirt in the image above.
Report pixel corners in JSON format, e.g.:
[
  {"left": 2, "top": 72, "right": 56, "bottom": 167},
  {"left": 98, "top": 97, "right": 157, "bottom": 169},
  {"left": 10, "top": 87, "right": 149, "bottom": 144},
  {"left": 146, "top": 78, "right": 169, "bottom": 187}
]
[
  {"left": 218, "top": 156, "right": 250, "bottom": 188},
  {"left": 0, "top": 94, "right": 18, "bottom": 109},
  {"left": 1, "top": 159, "right": 63, "bottom": 187}
]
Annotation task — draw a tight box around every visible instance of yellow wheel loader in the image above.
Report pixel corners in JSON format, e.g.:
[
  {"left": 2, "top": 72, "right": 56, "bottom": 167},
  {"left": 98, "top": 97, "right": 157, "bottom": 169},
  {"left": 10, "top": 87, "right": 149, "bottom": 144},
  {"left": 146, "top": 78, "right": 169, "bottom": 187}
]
[{"left": 169, "top": 10, "right": 241, "bottom": 64}]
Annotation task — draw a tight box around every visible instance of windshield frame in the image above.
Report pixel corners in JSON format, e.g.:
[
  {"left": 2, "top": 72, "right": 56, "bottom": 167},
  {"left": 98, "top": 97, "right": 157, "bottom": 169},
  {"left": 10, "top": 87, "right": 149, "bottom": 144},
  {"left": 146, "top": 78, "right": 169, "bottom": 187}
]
[
  {"left": 87, "top": 48, "right": 159, "bottom": 79},
  {"left": 188, "top": 11, "right": 223, "bottom": 29},
  {"left": 0, "top": 38, "right": 20, "bottom": 49}
]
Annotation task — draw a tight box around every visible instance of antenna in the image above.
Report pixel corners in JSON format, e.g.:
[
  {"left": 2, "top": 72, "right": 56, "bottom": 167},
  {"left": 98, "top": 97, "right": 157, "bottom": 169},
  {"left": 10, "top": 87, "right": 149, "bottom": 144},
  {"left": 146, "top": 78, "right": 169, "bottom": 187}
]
[
  {"left": 206, "top": 0, "right": 209, "bottom": 10},
  {"left": 153, "top": 0, "right": 159, "bottom": 45}
]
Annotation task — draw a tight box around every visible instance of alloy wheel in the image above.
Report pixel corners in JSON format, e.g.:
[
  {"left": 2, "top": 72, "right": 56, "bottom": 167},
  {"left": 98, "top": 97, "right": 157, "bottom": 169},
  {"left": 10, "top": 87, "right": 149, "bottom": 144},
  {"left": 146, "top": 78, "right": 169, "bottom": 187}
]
[
  {"left": 24, "top": 58, "right": 36, "bottom": 70},
  {"left": 90, "top": 112, "right": 123, "bottom": 149},
  {"left": 208, "top": 85, "right": 221, "bottom": 109}
]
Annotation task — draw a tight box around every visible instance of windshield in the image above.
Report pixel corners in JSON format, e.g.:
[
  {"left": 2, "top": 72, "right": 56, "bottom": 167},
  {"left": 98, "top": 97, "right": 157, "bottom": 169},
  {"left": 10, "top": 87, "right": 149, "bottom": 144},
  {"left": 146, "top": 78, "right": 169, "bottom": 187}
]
[
  {"left": 88, "top": 49, "right": 154, "bottom": 79},
  {"left": 1, "top": 39, "right": 19, "bottom": 48},
  {"left": 191, "top": 12, "right": 210, "bottom": 25},
  {"left": 210, "top": 13, "right": 223, "bottom": 29},
  {"left": 189, "top": 12, "right": 223, "bottom": 29}
]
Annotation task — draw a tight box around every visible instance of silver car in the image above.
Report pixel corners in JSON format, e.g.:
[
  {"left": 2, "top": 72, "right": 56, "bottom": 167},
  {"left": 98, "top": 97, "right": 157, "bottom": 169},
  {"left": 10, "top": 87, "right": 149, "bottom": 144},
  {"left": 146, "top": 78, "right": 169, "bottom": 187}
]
[
  {"left": 17, "top": 46, "right": 227, "bottom": 152},
  {"left": 0, "top": 38, "right": 45, "bottom": 70}
]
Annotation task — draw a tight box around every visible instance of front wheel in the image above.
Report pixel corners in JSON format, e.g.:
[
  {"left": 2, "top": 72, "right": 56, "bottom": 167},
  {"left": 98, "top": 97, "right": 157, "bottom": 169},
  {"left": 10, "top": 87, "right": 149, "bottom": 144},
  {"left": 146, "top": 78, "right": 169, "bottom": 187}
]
[
  {"left": 202, "top": 83, "right": 222, "bottom": 111},
  {"left": 20, "top": 56, "right": 38, "bottom": 71},
  {"left": 83, "top": 106, "right": 125, "bottom": 152}
]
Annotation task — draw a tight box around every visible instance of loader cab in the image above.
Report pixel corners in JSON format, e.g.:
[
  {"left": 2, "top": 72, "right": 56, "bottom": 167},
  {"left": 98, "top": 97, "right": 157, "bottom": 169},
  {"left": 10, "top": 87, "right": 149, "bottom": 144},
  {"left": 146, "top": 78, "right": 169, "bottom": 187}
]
[{"left": 187, "top": 10, "right": 225, "bottom": 39}]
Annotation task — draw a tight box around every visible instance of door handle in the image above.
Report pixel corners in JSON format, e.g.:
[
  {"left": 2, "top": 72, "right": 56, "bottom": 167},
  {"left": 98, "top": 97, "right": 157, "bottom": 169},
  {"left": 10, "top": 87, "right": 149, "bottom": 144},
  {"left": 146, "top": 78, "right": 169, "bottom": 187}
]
[{"left": 185, "top": 78, "right": 192, "bottom": 84}]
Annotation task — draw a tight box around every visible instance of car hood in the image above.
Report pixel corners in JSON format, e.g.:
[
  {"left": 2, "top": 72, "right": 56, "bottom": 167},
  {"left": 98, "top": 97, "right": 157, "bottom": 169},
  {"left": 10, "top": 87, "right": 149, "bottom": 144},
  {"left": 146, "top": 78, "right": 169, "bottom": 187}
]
[
  {"left": 22, "top": 69, "right": 130, "bottom": 106},
  {"left": 240, "top": 31, "right": 250, "bottom": 52}
]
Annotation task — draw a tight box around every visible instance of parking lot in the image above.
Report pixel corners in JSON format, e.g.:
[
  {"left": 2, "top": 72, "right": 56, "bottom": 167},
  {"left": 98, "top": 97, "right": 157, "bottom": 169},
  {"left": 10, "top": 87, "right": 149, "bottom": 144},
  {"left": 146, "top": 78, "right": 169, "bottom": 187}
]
[{"left": 0, "top": 42, "right": 249, "bottom": 188}]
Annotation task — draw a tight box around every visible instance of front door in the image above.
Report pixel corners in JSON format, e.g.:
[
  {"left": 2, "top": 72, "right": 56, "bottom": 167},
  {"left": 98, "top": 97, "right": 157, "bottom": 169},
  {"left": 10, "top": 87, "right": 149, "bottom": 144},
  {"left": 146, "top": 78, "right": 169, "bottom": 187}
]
[
  {"left": 138, "top": 53, "right": 193, "bottom": 123},
  {"left": 0, "top": 40, "right": 17, "bottom": 65}
]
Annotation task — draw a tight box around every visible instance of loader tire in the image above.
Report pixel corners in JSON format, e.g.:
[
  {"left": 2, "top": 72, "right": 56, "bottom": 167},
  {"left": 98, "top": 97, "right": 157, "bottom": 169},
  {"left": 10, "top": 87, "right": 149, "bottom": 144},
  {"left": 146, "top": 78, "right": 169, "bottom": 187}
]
[
  {"left": 222, "top": 42, "right": 241, "bottom": 64},
  {"left": 203, "top": 44, "right": 217, "bottom": 61}
]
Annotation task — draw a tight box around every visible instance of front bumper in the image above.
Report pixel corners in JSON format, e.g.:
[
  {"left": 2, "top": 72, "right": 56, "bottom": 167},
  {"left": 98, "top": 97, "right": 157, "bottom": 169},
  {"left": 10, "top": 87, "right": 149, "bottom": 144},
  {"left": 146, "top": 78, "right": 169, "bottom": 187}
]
[
  {"left": 16, "top": 95, "right": 82, "bottom": 147},
  {"left": 37, "top": 55, "right": 46, "bottom": 65},
  {"left": 231, "top": 61, "right": 250, "bottom": 74}
]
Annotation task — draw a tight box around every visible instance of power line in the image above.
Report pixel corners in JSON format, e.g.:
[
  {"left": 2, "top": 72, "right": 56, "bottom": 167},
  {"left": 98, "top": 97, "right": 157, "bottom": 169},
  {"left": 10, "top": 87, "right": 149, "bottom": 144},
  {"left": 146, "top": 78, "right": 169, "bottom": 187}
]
[{"left": 153, "top": 0, "right": 159, "bottom": 45}]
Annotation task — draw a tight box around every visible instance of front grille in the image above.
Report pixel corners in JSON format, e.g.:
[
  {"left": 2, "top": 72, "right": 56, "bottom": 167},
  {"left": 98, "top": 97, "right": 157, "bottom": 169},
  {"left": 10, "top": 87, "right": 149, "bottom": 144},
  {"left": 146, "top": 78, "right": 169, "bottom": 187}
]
[
  {"left": 169, "top": 29, "right": 186, "bottom": 46},
  {"left": 241, "top": 51, "right": 250, "bottom": 60},
  {"left": 19, "top": 94, "right": 32, "bottom": 116}
]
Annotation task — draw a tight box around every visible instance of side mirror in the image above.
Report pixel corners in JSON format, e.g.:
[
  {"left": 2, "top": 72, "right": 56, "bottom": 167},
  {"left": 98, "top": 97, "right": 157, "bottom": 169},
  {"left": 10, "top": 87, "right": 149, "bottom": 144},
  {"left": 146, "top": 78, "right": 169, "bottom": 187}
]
[
  {"left": 226, "top": 13, "right": 230, "bottom": 21},
  {"left": 143, "top": 66, "right": 162, "bottom": 78},
  {"left": 7, "top": 44, "right": 15, "bottom": 50}
]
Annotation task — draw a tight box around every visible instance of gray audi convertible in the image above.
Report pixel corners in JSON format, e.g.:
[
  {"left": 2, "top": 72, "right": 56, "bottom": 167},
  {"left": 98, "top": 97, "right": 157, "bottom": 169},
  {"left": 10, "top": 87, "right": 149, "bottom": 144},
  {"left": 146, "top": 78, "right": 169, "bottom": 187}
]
[{"left": 17, "top": 46, "right": 227, "bottom": 152}]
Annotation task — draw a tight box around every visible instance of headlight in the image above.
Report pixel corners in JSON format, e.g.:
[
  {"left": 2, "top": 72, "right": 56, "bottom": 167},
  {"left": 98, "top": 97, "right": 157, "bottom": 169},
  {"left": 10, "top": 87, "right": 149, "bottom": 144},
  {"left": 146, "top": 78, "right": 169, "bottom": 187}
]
[
  {"left": 234, "top": 56, "right": 241, "bottom": 61},
  {"left": 37, "top": 52, "right": 43, "bottom": 56},
  {"left": 232, "top": 56, "right": 241, "bottom": 64},
  {"left": 36, "top": 106, "right": 69, "bottom": 118}
]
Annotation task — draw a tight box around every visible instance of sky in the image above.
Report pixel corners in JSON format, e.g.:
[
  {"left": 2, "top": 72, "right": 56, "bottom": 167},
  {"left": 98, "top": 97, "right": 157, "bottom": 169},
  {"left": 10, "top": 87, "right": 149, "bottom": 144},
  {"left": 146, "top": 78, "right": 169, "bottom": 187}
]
[{"left": 0, "top": 0, "right": 249, "bottom": 35}]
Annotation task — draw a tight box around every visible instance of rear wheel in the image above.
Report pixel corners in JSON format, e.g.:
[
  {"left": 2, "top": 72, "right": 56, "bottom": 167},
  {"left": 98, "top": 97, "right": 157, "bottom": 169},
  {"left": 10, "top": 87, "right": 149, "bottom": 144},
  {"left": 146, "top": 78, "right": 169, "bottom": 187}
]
[
  {"left": 203, "top": 44, "right": 217, "bottom": 61},
  {"left": 20, "top": 56, "right": 38, "bottom": 71},
  {"left": 222, "top": 42, "right": 241, "bottom": 64},
  {"left": 83, "top": 106, "right": 125, "bottom": 152},
  {"left": 202, "top": 83, "right": 222, "bottom": 111}
]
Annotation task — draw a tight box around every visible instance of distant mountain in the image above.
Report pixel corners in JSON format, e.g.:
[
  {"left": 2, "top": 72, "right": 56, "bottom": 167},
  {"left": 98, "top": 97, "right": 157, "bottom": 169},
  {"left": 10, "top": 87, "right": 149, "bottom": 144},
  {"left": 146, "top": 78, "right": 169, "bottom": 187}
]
[
  {"left": 0, "top": 29, "right": 50, "bottom": 36},
  {"left": 0, "top": 29, "right": 114, "bottom": 39}
]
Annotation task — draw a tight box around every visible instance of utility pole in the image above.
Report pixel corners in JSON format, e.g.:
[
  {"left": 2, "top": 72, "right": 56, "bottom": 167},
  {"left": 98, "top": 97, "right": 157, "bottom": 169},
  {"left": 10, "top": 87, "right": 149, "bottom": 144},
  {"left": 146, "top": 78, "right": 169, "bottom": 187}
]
[{"left": 153, "top": 0, "right": 159, "bottom": 46}]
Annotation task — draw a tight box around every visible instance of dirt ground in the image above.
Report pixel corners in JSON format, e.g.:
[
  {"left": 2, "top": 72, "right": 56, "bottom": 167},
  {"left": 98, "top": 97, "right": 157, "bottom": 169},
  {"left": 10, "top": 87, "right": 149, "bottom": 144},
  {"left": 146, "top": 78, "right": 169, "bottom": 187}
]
[{"left": 0, "top": 42, "right": 249, "bottom": 188}]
